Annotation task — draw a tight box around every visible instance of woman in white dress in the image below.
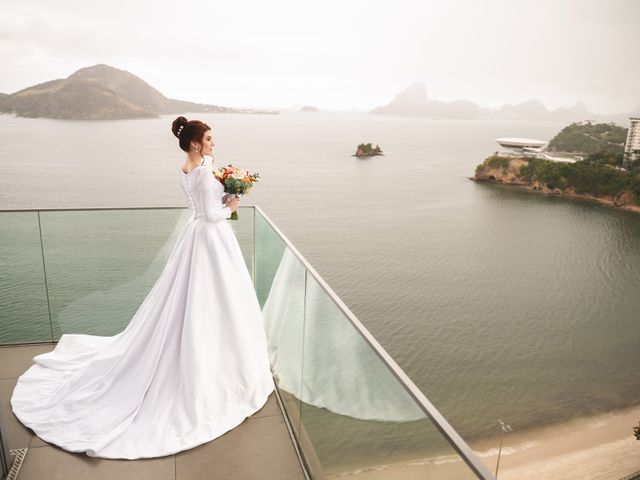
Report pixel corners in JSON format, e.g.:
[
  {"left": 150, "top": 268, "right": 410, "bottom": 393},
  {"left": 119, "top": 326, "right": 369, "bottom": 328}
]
[{"left": 10, "top": 116, "right": 276, "bottom": 459}]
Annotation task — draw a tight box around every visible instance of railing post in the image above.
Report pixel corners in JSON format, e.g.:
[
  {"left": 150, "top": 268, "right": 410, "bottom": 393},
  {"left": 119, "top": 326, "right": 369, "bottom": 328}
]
[
  {"left": 252, "top": 206, "right": 256, "bottom": 289},
  {"left": 0, "top": 406, "right": 11, "bottom": 480},
  {"left": 299, "top": 267, "right": 308, "bottom": 438},
  {"left": 36, "top": 211, "right": 54, "bottom": 342}
]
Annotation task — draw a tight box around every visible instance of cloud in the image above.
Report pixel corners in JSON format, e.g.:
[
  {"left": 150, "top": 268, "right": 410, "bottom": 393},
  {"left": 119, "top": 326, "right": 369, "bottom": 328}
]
[{"left": 0, "top": 0, "right": 638, "bottom": 112}]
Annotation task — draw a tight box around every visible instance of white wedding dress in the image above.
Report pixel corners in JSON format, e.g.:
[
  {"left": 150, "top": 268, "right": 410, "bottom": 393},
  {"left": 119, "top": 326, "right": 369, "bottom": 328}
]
[{"left": 10, "top": 163, "right": 275, "bottom": 459}]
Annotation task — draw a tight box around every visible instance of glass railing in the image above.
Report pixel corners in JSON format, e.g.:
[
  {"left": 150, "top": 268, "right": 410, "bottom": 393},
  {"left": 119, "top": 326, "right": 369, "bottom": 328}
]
[{"left": 0, "top": 206, "right": 494, "bottom": 479}]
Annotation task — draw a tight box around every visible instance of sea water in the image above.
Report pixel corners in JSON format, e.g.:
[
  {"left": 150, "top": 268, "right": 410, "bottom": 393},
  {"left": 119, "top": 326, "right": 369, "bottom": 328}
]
[{"left": 1, "top": 111, "right": 639, "bottom": 473}]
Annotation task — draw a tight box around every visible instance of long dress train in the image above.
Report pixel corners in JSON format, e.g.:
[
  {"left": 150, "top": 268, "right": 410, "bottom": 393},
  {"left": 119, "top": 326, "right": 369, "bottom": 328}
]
[{"left": 10, "top": 162, "right": 275, "bottom": 459}]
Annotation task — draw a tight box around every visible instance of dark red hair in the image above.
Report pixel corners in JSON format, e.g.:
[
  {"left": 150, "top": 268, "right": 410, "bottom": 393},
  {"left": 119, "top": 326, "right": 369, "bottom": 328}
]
[{"left": 171, "top": 116, "right": 211, "bottom": 153}]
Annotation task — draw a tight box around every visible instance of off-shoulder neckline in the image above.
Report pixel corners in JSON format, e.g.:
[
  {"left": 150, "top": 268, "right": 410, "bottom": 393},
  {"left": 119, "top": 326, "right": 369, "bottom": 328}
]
[{"left": 179, "top": 165, "right": 205, "bottom": 175}]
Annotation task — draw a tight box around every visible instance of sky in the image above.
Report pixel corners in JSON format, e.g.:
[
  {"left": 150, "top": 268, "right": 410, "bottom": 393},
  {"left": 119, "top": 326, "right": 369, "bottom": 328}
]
[{"left": 1, "top": 0, "right": 638, "bottom": 114}]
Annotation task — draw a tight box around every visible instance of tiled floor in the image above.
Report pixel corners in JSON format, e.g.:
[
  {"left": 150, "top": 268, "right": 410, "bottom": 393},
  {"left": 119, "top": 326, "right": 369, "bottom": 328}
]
[{"left": 0, "top": 343, "right": 306, "bottom": 480}]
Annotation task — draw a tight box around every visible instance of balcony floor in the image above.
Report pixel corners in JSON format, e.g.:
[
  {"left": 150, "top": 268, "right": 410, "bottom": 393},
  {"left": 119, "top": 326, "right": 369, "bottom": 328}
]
[{"left": 1, "top": 343, "right": 306, "bottom": 480}]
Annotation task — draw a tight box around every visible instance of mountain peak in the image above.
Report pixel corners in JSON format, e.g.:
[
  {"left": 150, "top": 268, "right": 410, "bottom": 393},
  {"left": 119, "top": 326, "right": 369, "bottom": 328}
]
[
  {"left": 396, "top": 82, "right": 428, "bottom": 103},
  {"left": 70, "top": 64, "right": 129, "bottom": 76},
  {"left": 370, "top": 81, "right": 429, "bottom": 116},
  {"left": 0, "top": 64, "right": 235, "bottom": 119}
]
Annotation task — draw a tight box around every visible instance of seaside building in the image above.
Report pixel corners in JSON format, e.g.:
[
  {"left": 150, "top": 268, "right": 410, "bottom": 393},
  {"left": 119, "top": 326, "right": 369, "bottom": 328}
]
[
  {"left": 494, "top": 137, "right": 578, "bottom": 163},
  {"left": 623, "top": 117, "right": 640, "bottom": 166},
  {"left": 495, "top": 137, "right": 547, "bottom": 152}
]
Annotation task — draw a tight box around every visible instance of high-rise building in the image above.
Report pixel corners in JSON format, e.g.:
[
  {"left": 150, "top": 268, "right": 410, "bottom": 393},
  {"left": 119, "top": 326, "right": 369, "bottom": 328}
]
[{"left": 624, "top": 117, "right": 640, "bottom": 166}]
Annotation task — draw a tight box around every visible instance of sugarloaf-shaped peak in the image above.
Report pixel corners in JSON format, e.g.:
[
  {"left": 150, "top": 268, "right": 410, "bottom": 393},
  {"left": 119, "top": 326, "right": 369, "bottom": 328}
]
[
  {"left": 396, "top": 82, "right": 429, "bottom": 103},
  {"left": 371, "top": 82, "right": 428, "bottom": 116}
]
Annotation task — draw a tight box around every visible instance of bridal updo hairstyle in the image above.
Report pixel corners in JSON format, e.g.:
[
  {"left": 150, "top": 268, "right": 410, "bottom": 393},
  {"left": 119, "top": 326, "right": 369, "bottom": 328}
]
[{"left": 171, "top": 116, "right": 211, "bottom": 153}]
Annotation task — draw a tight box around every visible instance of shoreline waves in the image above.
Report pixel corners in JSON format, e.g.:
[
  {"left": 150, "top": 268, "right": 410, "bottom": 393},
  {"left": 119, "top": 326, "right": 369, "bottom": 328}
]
[{"left": 329, "top": 404, "right": 640, "bottom": 480}]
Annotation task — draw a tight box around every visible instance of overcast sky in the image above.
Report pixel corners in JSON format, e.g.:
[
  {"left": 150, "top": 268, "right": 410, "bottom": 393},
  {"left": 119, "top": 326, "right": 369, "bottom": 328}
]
[{"left": 1, "top": 0, "right": 638, "bottom": 113}]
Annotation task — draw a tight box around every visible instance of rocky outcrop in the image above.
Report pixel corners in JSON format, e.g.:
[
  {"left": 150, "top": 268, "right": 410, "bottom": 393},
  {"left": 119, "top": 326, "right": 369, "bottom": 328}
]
[
  {"left": 474, "top": 157, "right": 529, "bottom": 185},
  {"left": 613, "top": 190, "right": 636, "bottom": 207},
  {"left": 353, "top": 143, "right": 383, "bottom": 157},
  {"left": 471, "top": 155, "right": 640, "bottom": 213}
]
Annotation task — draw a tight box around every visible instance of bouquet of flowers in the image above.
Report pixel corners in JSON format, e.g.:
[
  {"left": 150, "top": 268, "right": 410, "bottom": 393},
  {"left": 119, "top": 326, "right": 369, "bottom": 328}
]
[{"left": 213, "top": 164, "right": 260, "bottom": 220}]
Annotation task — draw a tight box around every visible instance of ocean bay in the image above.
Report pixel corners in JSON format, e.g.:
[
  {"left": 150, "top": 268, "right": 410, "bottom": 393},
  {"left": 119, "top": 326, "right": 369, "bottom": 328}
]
[{"left": 1, "top": 111, "right": 639, "bottom": 475}]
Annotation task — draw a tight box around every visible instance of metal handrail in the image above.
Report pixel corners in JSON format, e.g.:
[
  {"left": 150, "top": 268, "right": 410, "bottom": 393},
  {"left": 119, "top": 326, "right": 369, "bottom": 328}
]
[
  {"left": 254, "top": 205, "right": 495, "bottom": 479},
  {"left": 0, "top": 206, "right": 248, "bottom": 212}
]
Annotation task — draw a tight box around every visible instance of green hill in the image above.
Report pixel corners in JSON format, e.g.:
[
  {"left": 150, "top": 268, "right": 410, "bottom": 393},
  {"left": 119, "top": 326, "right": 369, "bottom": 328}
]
[
  {"left": 547, "top": 122, "right": 627, "bottom": 155},
  {"left": 474, "top": 152, "right": 640, "bottom": 209},
  {"left": 0, "top": 64, "right": 237, "bottom": 120}
]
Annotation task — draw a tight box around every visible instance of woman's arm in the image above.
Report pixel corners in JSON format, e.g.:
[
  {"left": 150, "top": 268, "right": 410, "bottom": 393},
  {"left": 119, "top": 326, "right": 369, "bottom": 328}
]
[{"left": 196, "top": 170, "right": 232, "bottom": 223}]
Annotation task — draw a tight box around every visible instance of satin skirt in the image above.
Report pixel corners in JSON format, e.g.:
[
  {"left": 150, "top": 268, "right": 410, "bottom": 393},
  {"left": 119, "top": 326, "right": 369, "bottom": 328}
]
[{"left": 11, "top": 215, "right": 275, "bottom": 459}]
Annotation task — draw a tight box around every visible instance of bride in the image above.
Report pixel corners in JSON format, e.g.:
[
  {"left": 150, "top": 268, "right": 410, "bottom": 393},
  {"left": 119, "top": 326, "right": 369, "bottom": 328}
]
[{"left": 10, "top": 116, "right": 276, "bottom": 459}]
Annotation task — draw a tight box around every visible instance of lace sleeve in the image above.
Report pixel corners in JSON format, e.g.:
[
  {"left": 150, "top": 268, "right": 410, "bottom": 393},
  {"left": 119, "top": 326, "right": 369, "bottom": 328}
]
[{"left": 195, "top": 169, "right": 232, "bottom": 223}]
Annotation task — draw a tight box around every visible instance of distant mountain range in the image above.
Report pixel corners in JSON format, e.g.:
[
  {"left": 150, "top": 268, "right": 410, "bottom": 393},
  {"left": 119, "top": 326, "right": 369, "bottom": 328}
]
[
  {"left": 371, "top": 82, "right": 636, "bottom": 123},
  {"left": 0, "top": 64, "right": 277, "bottom": 120},
  {"left": 1, "top": 70, "right": 634, "bottom": 122}
]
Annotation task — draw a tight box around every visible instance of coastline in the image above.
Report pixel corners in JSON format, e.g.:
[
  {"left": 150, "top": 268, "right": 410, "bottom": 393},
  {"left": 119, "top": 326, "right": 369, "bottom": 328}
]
[
  {"left": 329, "top": 404, "right": 640, "bottom": 480},
  {"left": 481, "top": 403, "right": 640, "bottom": 479},
  {"left": 557, "top": 189, "right": 640, "bottom": 214},
  {"left": 470, "top": 176, "right": 640, "bottom": 214}
]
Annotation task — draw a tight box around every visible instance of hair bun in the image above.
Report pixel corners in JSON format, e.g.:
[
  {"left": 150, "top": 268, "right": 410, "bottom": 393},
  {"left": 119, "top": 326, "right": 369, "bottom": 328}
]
[
  {"left": 171, "top": 116, "right": 189, "bottom": 138},
  {"left": 171, "top": 117, "right": 210, "bottom": 153}
]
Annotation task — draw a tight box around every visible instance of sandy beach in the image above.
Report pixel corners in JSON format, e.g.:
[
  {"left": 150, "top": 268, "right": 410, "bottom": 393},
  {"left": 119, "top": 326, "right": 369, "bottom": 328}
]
[
  {"left": 486, "top": 404, "right": 640, "bottom": 480},
  {"left": 330, "top": 405, "right": 640, "bottom": 480}
]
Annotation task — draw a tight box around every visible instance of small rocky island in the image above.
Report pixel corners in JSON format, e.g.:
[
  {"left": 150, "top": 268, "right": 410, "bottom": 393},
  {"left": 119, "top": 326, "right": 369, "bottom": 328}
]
[{"left": 354, "top": 143, "right": 383, "bottom": 158}]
